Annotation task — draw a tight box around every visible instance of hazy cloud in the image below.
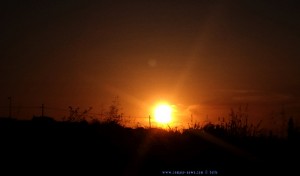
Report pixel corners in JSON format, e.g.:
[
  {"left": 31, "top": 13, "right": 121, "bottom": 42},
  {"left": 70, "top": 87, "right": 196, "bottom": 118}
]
[{"left": 231, "top": 91, "right": 295, "bottom": 104}]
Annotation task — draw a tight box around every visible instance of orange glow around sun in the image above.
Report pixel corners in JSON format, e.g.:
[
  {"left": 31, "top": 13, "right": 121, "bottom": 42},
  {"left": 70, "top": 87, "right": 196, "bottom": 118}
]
[{"left": 153, "top": 104, "right": 172, "bottom": 124}]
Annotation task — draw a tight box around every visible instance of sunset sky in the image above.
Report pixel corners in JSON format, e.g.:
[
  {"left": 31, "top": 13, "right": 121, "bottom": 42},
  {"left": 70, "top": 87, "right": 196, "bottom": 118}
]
[{"left": 1, "top": 1, "right": 299, "bottom": 127}]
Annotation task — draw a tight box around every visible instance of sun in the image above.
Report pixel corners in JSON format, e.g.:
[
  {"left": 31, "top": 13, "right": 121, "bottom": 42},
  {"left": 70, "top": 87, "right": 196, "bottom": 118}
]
[{"left": 154, "top": 104, "right": 172, "bottom": 124}]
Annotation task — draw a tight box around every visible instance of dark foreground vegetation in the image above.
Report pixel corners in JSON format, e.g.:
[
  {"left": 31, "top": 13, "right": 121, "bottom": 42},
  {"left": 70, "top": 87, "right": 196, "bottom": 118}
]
[{"left": 0, "top": 116, "right": 299, "bottom": 176}]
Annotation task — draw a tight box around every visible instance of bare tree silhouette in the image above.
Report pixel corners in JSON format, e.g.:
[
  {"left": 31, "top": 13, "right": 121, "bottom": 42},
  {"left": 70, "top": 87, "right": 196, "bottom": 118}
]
[
  {"left": 66, "top": 106, "right": 93, "bottom": 122},
  {"left": 105, "top": 96, "right": 124, "bottom": 126}
]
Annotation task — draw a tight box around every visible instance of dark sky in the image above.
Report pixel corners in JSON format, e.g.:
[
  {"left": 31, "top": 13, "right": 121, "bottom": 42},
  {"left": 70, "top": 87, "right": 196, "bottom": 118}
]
[{"left": 1, "top": 0, "right": 300, "bottom": 127}]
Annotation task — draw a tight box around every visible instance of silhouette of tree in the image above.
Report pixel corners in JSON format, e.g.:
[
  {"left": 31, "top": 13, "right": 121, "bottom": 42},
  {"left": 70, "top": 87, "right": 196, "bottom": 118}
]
[
  {"left": 66, "top": 106, "right": 92, "bottom": 122},
  {"left": 105, "top": 96, "right": 124, "bottom": 125}
]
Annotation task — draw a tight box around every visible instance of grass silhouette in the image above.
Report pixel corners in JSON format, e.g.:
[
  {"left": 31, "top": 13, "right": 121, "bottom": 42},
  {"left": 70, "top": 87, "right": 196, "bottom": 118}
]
[{"left": 0, "top": 108, "right": 299, "bottom": 176}]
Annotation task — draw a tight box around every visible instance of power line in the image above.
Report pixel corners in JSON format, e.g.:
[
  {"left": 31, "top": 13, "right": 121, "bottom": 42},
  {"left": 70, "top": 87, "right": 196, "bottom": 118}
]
[{"left": 0, "top": 102, "right": 151, "bottom": 121}]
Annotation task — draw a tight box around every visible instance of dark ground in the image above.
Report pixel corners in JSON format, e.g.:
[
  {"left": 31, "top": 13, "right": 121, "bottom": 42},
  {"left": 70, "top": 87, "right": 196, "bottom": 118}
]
[{"left": 0, "top": 117, "right": 299, "bottom": 176}]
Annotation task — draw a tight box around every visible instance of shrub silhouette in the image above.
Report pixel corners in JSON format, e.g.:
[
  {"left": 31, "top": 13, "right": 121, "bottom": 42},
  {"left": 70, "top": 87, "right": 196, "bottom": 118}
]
[
  {"left": 66, "top": 106, "right": 93, "bottom": 122},
  {"left": 0, "top": 104, "right": 299, "bottom": 176},
  {"left": 200, "top": 105, "right": 263, "bottom": 138},
  {"left": 104, "top": 96, "right": 124, "bottom": 126}
]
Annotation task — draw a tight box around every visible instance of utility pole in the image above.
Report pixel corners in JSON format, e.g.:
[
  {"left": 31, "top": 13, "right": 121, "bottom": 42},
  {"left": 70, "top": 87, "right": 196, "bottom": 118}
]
[
  {"left": 8, "top": 97, "right": 12, "bottom": 118},
  {"left": 149, "top": 115, "right": 151, "bottom": 128}
]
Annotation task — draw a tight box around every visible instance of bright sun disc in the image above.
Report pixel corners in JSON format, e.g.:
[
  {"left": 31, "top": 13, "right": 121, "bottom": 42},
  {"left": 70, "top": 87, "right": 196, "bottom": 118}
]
[{"left": 154, "top": 104, "right": 172, "bottom": 124}]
